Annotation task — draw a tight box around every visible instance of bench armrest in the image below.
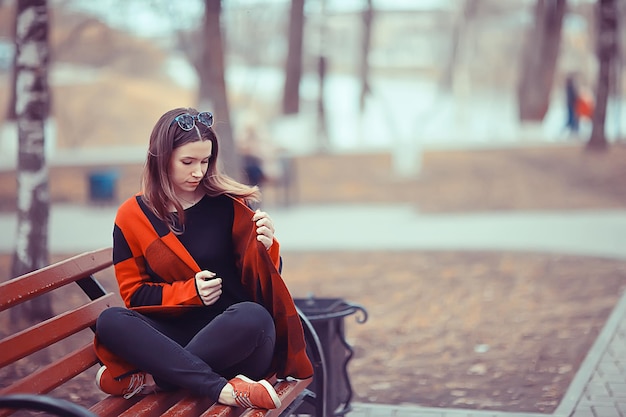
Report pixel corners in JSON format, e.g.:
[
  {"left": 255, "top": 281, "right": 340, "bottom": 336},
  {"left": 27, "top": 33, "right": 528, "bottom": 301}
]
[{"left": 0, "top": 394, "right": 97, "bottom": 417}]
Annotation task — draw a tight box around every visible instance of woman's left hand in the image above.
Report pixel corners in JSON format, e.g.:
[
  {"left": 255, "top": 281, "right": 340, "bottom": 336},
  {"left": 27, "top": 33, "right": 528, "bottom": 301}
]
[{"left": 253, "top": 209, "right": 275, "bottom": 250}]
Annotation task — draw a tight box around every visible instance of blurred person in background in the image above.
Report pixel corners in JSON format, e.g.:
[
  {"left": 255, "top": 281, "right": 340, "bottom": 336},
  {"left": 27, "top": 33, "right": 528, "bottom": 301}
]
[
  {"left": 575, "top": 82, "right": 595, "bottom": 131},
  {"left": 239, "top": 125, "right": 267, "bottom": 188},
  {"left": 565, "top": 73, "right": 580, "bottom": 135},
  {"left": 92, "top": 108, "right": 312, "bottom": 409}
]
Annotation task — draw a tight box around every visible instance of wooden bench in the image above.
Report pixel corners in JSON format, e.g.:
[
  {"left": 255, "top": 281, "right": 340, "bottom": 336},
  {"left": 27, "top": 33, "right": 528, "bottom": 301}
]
[{"left": 0, "top": 248, "right": 326, "bottom": 417}]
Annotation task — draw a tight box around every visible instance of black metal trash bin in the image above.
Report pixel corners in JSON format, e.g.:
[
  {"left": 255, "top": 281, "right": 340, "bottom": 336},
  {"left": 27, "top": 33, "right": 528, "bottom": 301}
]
[{"left": 295, "top": 297, "right": 367, "bottom": 417}]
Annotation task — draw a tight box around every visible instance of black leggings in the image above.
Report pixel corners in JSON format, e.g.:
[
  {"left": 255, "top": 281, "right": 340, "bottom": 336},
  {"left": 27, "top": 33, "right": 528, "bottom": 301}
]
[{"left": 95, "top": 301, "right": 276, "bottom": 400}]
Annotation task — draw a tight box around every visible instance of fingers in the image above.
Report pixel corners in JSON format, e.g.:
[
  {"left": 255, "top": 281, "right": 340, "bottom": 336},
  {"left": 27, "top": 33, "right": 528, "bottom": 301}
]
[
  {"left": 194, "top": 271, "right": 222, "bottom": 306},
  {"left": 198, "top": 282, "right": 222, "bottom": 306},
  {"left": 253, "top": 209, "right": 274, "bottom": 250},
  {"left": 195, "top": 270, "right": 216, "bottom": 281},
  {"left": 257, "top": 234, "right": 272, "bottom": 250},
  {"left": 200, "top": 289, "right": 221, "bottom": 306},
  {"left": 252, "top": 210, "right": 275, "bottom": 232},
  {"left": 197, "top": 277, "right": 221, "bottom": 290}
]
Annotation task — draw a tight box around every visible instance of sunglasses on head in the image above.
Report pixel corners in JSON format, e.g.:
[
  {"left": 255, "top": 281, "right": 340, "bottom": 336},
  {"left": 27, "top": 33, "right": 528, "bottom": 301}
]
[{"left": 170, "top": 111, "right": 214, "bottom": 131}]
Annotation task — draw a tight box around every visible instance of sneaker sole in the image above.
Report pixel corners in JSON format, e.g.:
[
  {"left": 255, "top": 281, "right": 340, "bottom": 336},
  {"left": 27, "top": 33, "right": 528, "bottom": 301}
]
[
  {"left": 235, "top": 374, "right": 282, "bottom": 408},
  {"left": 95, "top": 366, "right": 107, "bottom": 391}
]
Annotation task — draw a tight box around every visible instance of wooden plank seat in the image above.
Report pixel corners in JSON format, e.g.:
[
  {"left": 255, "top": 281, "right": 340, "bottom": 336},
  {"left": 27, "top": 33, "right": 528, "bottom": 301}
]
[{"left": 0, "top": 248, "right": 324, "bottom": 417}]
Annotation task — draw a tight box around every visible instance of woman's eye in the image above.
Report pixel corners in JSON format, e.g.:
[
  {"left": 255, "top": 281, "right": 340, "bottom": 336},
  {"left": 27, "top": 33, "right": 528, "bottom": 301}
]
[
  {"left": 182, "top": 160, "right": 192, "bottom": 165},
  {"left": 201, "top": 159, "right": 209, "bottom": 165}
]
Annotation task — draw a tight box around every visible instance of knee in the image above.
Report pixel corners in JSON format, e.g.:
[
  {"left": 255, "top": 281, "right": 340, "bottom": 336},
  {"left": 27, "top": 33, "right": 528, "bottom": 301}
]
[
  {"left": 228, "top": 302, "right": 275, "bottom": 333},
  {"left": 96, "top": 306, "right": 129, "bottom": 341}
]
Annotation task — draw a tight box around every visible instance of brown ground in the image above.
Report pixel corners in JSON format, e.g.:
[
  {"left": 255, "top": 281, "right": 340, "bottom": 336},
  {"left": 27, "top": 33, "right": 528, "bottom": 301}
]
[
  {"left": 3, "top": 144, "right": 626, "bottom": 414},
  {"left": 277, "top": 144, "right": 626, "bottom": 413},
  {"left": 285, "top": 251, "right": 626, "bottom": 412}
]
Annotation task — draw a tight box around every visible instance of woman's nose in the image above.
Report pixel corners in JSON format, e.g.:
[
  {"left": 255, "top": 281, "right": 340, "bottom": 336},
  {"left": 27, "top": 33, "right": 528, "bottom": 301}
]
[{"left": 191, "top": 164, "right": 203, "bottom": 177}]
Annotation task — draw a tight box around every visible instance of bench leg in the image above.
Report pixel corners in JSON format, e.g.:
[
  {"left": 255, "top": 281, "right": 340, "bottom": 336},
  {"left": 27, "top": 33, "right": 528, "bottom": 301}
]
[
  {"left": 297, "top": 309, "right": 327, "bottom": 417},
  {"left": 278, "top": 388, "right": 316, "bottom": 417}
]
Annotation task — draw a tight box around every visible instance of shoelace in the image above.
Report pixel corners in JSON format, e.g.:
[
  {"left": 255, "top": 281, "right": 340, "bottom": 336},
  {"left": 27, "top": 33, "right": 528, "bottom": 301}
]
[
  {"left": 233, "top": 382, "right": 259, "bottom": 408},
  {"left": 123, "top": 373, "right": 146, "bottom": 399},
  {"left": 232, "top": 385, "right": 255, "bottom": 408}
]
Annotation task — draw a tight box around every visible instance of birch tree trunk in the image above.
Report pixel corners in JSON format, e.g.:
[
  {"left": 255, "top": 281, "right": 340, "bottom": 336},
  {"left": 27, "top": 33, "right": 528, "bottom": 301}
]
[
  {"left": 10, "top": 0, "right": 52, "bottom": 322},
  {"left": 6, "top": 1, "right": 17, "bottom": 122},
  {"left": 587, "top": 0, "right": 619, "bottom": 151},
  {"left": 200, "top": 0, "right": 240, "bottom": 179}
]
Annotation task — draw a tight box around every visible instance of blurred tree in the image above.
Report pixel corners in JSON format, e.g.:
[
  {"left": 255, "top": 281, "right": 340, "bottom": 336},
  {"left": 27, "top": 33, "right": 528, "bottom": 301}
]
[
  {"left": 200, "top": 0, "right": 240, "bottom": 178},
  {"left": 316, "top": 0, "right": 329, "bottom": 152},
  {"left": 587, "top": 0, "right": 620, "bottom": 151},
  {"left": 359, "top": 0, "right": 373, "bottom": 112},
  {"left": 5, "top": 0, "right": 16, "bottom": 121},
  {"left": 317, "top": 55, "right": 328, "bottom": 151},
  {"left": 10, "top": 0, "right": 52, "bottom": 323},
  {"left": 440, "top": 0, "right": 478, "bottom": 93},
  {"left": 282, "top": 0, "right": 305, "bottom": 115},
  {"left": 517, "top": 0, "right": 566, "bottom": 121}
]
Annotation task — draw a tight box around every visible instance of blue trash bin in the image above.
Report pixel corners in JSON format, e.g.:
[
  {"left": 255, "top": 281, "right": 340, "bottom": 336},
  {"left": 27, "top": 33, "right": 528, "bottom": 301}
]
[{"left": 88, "top": 170, "right": 119, "bottom": 202}]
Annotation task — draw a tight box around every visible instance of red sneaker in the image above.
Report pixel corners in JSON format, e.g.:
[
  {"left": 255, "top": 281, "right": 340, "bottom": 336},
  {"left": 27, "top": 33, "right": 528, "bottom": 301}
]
[
  {"left": 228, "top": 375, "right": 281, "bottom": 409},
  {"left": 95, "top": 366, "right": 146, "bottom": 399}
]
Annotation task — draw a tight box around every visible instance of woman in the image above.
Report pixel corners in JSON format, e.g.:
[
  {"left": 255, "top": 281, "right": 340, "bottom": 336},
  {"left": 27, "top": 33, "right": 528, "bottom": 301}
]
[{"left": 94, "top": 108, "right": 312, "bottom": 409}]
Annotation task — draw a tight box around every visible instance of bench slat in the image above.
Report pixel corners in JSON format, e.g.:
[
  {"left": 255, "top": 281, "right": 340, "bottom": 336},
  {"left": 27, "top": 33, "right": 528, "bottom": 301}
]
[
  {"left": 118, "top": 391, "right": 187, "bottom": 417},
  {"left": 0, "top": 248, "right": 112, "bottom": 312},
  {"left": 240, "top": 379, "right": 312, "bottom": 417},
  {"left": 266, "top": 378, "right": 312, "bottom": 417},
  {"left": 90, "top": 380, "right": 310, "bottom": 417},
  {"left": 199, "top": 403, "right": 246, "bottom": 417},
  {"left": 0, "top": 344, "right": 98, "bottom": 398},
  {"left": 160, "top": 395, "right": 214, "bottom": 417},
  {"left": 0, "top": 293, "right": 122, "bottom": 368},
  {"left": 88, "top": 395, "right": 142, "bottom": 417}
]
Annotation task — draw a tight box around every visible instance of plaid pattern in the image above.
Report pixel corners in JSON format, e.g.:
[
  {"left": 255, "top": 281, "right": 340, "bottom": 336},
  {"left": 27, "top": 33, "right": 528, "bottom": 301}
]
[{"left": 111, "top": 195, "right": 203, "bottom": 308}]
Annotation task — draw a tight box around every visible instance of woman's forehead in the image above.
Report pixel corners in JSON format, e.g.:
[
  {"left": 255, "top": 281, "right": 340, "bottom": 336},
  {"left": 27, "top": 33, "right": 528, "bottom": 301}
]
[{"left": 173, "top": 140, "right": 213, "bottom": 157}]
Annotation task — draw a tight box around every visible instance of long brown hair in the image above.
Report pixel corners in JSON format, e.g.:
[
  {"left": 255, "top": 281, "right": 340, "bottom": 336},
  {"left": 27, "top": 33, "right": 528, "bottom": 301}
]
[{"left": 141, "top": 107, "right": 260, "bottom": 232}]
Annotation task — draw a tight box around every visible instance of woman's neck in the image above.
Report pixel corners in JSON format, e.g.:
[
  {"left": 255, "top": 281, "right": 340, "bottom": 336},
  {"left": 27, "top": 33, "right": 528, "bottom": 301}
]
[{"left": 175, "top": 191, "right": 202, "bottom": 210}]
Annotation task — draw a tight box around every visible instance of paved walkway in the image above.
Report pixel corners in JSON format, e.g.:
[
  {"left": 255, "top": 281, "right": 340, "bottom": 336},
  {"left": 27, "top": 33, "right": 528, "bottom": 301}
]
[
  {"left": 2, "top": 203, "right": 626, "bottom": 259},
  {"left": 2, "top": 203, "right": 626, "bottom": 417}
]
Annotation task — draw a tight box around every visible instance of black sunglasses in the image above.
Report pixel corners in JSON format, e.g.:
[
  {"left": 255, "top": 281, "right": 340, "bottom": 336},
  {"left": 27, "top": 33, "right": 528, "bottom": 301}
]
[{"left": 170, "top": 111, "right": 214, "bottom": 131}]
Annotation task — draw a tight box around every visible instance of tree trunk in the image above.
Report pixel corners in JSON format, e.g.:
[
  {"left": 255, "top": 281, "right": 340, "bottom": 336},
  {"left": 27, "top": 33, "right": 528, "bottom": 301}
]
[
  {"left": 282, "top": 0, "right": 305, "bottom": 115},
  {"left": 358, "top": 0, "right": 373, "bottom": 112},
  {"left": 316, "top": 55, "right": 328, "bottom": 152},
  {"left": 200, "top": 0, "right": 241, "bottom": 179},
  {"left": 440, "top": 0, "right": 478, "bottom": 93},
  {"left": 10, "top": 0, "right": 52, "bottom": 323},
  {"left": 587, "top": 0, "right": 619, "bottom": 151},
  {"left": 517, "top": 0, "right": 567, "bottom": 121},
  {"left": 6, "top": 0, "right": 17, "bottom": 121}
]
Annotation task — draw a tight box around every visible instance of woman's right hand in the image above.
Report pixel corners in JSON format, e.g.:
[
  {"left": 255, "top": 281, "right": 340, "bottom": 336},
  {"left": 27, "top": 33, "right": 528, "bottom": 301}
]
[{"left": 195, "top": 270, "right": 222, "bottom": 306}]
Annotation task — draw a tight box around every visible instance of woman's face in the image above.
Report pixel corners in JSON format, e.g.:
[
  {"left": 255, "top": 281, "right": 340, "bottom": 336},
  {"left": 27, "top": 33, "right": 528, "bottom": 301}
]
[{"left": 168, "top": 140, "right": 213, "bottom": 197}]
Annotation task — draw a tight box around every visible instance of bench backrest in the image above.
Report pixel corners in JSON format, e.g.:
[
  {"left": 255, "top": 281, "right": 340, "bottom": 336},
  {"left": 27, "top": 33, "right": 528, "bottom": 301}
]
[{"left": 0, "top": 248, "right": 120, "bottom": 416}]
